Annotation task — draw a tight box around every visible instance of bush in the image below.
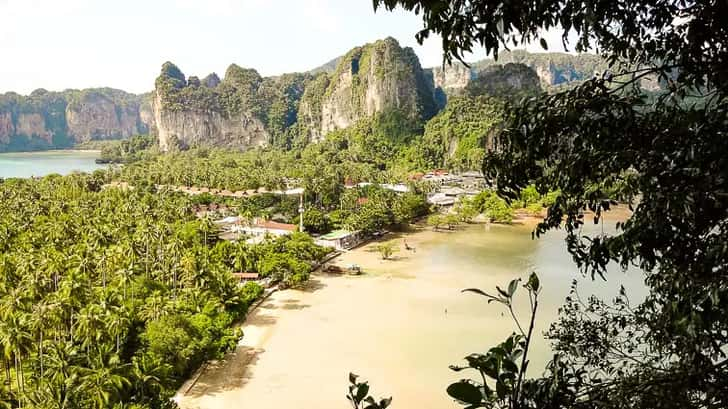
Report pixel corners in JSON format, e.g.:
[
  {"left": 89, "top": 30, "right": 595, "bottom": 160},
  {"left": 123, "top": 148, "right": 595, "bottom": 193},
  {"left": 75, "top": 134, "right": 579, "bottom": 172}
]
[{"left": 375, "top": 242, "right": 399, "bottom": 260}]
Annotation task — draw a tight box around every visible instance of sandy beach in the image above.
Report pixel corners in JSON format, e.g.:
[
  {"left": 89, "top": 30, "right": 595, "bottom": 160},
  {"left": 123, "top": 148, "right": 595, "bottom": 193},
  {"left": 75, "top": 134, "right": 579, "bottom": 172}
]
[{"left": 177, "top": 215, "right": 643, "bottom": 409}]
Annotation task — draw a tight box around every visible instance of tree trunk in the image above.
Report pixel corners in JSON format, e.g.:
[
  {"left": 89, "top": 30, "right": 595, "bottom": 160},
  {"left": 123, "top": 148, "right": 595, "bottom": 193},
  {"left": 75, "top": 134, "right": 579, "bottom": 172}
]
[
  {"left": 39, "top": 330, "right": 44, "bottom": 379},
  {"left": 14, "top": 355, "right": 21, "bottom": 398},
  {"left": 4, "top": 359, "right": 11, "bottom": 392}
]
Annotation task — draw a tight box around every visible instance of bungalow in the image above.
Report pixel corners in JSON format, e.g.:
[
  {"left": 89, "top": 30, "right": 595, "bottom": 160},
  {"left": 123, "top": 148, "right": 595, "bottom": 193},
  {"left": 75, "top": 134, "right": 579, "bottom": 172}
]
[
  {"left": 350, "top": 182, "right": 410, "bottom": 193},
  {"left": 442, "top": 186, "right": 467, "bottom": 197},
  {"left": 427, "top": 193, "right": 456, "bottom": 207},
  {"left": 234, "top": 219, "right": 297, "bottom": 238},
  {"left": 315, "top": 229, "right": 363, "bottom": 251},
  {"left": 232, "top": 272, "right": 260, "bottom": 283}
]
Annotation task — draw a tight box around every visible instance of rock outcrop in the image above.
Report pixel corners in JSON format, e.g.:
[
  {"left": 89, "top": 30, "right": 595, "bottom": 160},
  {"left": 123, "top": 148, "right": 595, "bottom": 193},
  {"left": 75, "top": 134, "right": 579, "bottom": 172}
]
[
  {"left": 0, "top": 88, "right": 150, "bottom": 152},
  {"left": 150, "top": 62, "right": 278, "bottom": 151},
  {"left": 152, "top": 92, "right": 268, "bottom": 151},
  {"left": 300, "top": 37, "right": 437, "bottom": 142},
  {"left": 470, "top": 50, "right": 608, "bottom": 88}
]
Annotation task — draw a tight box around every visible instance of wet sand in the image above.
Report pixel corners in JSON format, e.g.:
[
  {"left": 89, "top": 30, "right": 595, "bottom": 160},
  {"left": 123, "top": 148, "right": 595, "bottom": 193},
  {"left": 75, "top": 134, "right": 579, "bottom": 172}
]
[{"left": 178, "top": 220, "right": 644, "bottom": 409}]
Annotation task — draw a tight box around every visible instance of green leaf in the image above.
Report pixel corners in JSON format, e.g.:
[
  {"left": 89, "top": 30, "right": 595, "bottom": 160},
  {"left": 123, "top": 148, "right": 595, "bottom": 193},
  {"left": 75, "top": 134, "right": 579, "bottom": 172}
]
[
  {"left": 349, "top": 372, "right": 358, "bottom": 384},
  {"left": 447, "top": 380, "right": 484, "bottom": 404},
  {"left": 507, "top": 279, "right": 519, "bottom": 296},
  {"left": 496, "top": 379, "right": 507, "bottom": 400},
  {"left": 356, "top": 382, "right": 370, "bottom": 402},
  {"left": 527, "top": 273, "right": 540, "bottom": 292},
  {"left": 502, "top": 358, "right": 518, "bottom": 374}
]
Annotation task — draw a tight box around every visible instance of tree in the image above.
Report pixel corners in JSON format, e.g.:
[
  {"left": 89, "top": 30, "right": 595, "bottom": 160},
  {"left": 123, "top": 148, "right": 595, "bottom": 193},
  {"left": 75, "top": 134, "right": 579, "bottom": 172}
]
[
  {"left": 374, "top": 0, "right": 728, "bottom": 406},
  {"left": 426, "top": 214, "right": 444, "bottom": 231},
  {"left": 375, "top": 242, "right": 399, "bottom": 260},
  {"left": 444, "top": 213, "right": 461, "bottom": 230},
  {"left": 453, "top": 197, "right": 479, "bottom": 223}
]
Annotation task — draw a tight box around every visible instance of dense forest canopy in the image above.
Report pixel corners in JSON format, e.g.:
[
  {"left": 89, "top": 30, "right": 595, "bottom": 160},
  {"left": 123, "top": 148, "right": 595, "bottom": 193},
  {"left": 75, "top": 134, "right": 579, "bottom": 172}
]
[{"left": 0, "top": 172, "right": 331, "bottom": 407}]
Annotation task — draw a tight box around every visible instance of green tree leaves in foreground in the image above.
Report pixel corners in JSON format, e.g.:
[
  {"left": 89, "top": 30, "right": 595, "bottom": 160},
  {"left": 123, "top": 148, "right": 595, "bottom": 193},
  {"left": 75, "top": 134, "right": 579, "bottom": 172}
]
[{"left": 373, "top": 0, "right": 728, "bottom": 407}]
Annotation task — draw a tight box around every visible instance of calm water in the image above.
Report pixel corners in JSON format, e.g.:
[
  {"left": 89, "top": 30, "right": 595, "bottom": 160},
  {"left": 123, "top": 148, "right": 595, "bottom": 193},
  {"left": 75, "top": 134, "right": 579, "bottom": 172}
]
[
  {"left": 181, "top": 219, "right": 647, "bottom": 409},
  {"left": 0, "top": 151, "right": 106, "bottom": 178}
]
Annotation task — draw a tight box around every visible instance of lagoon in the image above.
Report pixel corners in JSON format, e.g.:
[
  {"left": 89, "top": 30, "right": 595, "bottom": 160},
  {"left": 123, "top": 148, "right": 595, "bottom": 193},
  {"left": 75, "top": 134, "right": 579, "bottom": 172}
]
[{"left": 0, "top": 150, "right": 106, "bottom": 178}]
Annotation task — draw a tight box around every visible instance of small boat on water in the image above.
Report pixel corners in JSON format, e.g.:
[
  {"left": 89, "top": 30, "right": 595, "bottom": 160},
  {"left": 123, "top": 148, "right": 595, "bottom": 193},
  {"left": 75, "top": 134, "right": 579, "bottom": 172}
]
[{"left": 347, "top": 264, "right": 362, "bottom": 275}]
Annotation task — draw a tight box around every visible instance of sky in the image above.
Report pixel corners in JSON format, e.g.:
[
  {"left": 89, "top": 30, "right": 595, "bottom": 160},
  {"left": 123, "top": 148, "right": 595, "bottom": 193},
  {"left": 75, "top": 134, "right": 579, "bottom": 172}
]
[{"left": 0, "top": 0, "right": 570, "bottom": 95}]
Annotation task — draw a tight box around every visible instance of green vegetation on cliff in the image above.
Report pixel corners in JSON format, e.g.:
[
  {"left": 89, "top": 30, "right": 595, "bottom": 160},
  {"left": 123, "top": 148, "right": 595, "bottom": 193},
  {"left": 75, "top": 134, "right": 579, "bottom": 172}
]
[
  {"left": 472, "top": 49, "right": 609, "bottom": 89},
  {"left": 0, "top": 88, "right": 148, "bottom": 152},
  {"left": 155, "top": 62, "right": 315, "bottom": 149},
  {"left": 466, "top": 63, "right": 541, "bottom": 101},
  {"left": 399, "top": 96, "right": 506, "bottom": 172}
]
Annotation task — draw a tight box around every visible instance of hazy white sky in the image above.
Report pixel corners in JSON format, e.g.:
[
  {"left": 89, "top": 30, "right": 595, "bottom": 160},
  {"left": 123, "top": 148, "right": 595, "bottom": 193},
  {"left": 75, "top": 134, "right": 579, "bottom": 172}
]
[{"left": 0, "top": 0, "right": 569, "bottom": 94}]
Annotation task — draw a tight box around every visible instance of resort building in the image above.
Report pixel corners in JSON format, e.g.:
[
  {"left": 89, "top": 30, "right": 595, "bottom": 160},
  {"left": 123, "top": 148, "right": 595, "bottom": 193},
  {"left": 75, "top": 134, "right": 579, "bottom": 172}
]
[
  {"left": 346, "top": 182, "right": 410, "bottom": 193},
  {"left": 231, "top": 272, "right": 260, "bottom": 283},
  {"left": 315, "top": 230, "right": 363, "bottom": 251},
  {"left": 427, "top": 193, "right": 456, "bottom": 207},
  {"left": 234, "top": 219, "right": 298, "bottom": 238}
]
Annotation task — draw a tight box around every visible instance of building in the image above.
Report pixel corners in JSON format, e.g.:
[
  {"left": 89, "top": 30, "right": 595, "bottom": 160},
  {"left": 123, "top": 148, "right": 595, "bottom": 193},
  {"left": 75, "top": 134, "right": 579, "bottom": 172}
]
[
  {"left": 347, "top": 182, "right": 410, "bottom": 193},
  {"left": 460, "top": 171, "right": 486, "bottom": 190},
  {"left": 234, "top": 219, "right": 297, "bottom": 238},
  {"left": 427, "top": 193, "right": 456, "bottom": 206},
  {"left": 315, "top": 230, "right": 363, "bottom": 251},
  {"left": 232, "top": 272, "right": 260, "bottom": 283},
  {"left": 441, "top": 187, "right": 467, "bottom": 197}
]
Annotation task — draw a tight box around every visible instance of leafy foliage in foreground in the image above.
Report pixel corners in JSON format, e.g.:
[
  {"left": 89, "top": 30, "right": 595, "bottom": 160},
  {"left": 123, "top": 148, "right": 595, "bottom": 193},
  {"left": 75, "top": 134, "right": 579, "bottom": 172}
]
[{"left": 375, "top": 0, "right": 728, "bottom": 407}]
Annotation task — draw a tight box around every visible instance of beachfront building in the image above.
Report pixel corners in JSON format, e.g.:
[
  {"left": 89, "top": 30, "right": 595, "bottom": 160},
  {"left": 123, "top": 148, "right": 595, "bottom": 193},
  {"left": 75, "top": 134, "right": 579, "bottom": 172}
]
[
  {"left": 234, "top": 219, "right": 298, "bottom": 238},
  {"left": 345, "top": 182, "right": 410, "bottom": 194},
  {"left": 315, "top": 230, "right": 363, "bottom": 251},
  {"left": 460, "top": 171, "right": 486, "bottom": 190},
  {"left": 427, "top": 192, "right": 456, "bottom": 207},
  {"left": 232, "top": 272, "right": 260, "bottom": 283}
]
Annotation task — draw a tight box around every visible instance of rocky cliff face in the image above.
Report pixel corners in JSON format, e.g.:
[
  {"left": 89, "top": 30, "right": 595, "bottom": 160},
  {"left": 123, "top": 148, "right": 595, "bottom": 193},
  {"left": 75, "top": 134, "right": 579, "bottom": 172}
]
[
  {"left": 151, "top": 62, "right": 315, "bottom": 151},
  {"left": 66, "top": 91, "right": 147, "bottom": 142},
  {"left": 300, "top": 37, "right": 437, "bottom": 142},
  {"left": 152, "top": 92, "right": 268, "bottom": 151},
  {"left": 470, "top": 50, "right": 608, "bottom": 88},
  {"left": 0, "top": 88, "right": 150, "bottom": 152}
]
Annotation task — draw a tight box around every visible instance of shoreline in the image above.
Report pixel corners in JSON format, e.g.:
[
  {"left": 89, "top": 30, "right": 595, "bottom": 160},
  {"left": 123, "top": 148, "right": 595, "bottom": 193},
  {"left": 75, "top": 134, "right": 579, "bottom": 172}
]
[
  {"left": 175, "top": 210, "right": 635, "bottom": 409},
  {"left": 175, "top": 223, "right": 532, "bottom": 409},
  {"left": 0, "top": 148, "right": 101, "bottom": 155}
]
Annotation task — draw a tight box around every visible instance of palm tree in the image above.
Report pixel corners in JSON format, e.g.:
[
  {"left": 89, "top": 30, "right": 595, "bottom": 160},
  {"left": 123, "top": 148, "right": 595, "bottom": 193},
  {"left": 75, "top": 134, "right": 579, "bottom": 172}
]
[
  {"left": 74, "top": 304, "right": 104, "bottom": 358},
  {"left": 131, "top": 354, "right": 171, "bottom": 403},
  {"left": 0, "top": 314, "right": 34, "bottom": 397},
  {"left": 30, "top": 301, "right": 56, "bottom": 380},
  {"left": 78, "top": 347, "right": 130, "bottom": 409}
]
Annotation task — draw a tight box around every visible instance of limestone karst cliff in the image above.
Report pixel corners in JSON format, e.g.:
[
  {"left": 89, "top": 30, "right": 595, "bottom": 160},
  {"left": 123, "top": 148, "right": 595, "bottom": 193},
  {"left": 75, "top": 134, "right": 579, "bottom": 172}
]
[
  {"left": 151, "top": 62, "right": 314, "bottom": 151},
  {"left": 0, "top": 40, "right": 615, "bottom": 153},
  {"left": 153, "top": 38, "right": 438, "bottom": 149},
  {"left": 0, "top": 88, "right": 150, "bottom": 152},
  {"left": 299, "top": 37, "right": 437, "bottom": 142}
]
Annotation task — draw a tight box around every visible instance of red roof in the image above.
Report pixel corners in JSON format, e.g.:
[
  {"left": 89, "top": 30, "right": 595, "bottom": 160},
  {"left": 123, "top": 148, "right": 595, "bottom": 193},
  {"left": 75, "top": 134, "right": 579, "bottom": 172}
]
[{"left": 255, "top": 220, "right": 297, "bottom": 231}]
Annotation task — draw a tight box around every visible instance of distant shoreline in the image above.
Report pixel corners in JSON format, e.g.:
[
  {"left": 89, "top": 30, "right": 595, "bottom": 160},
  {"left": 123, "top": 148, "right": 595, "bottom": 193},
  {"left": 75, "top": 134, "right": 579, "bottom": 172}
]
[{"left": 0, "top": 149, "right": 101, "bottom": 155}]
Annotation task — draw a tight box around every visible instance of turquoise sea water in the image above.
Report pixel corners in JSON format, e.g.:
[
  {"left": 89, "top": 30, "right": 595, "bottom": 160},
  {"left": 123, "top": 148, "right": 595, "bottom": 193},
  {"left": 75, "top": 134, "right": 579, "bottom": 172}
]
[{"left": 0, "top": 151, "right": 106, "bottom": 178}]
